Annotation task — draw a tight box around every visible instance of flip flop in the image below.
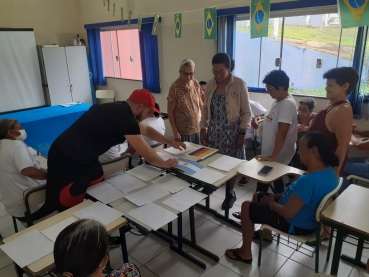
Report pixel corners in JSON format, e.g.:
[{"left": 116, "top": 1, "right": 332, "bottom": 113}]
[
  {"left": 253, "top": 230, "right": 273, "bottom": 243},
  {"left": 232, "top": 212, "right": 241, "bottom": 219},
  {"left": 225, "top": 248, "right": 253, "bottom": 264}
]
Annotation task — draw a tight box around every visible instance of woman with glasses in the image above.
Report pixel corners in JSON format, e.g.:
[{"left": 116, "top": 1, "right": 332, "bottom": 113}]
[
  {"left": 167, "top": 59, "right": 203, "bottom": 144},
  {"left": 200, "top": 53, "right": 252, "bottom": 209}
]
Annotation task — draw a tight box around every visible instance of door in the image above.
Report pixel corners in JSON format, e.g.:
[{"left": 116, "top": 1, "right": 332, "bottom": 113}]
[
  {"left": 42, "top": 47, "right": 72, "bottom": 105},
  {"left": 65, "top": 46, "right": 92, "bottom": 104}
]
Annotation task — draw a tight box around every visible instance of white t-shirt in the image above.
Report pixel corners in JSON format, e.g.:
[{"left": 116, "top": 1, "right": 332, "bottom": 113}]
[
  {"left": 261, "top": 94, "right": 298, "bottom": 165},
  {"left": 98, "top": 145, "right": 121, "bottom": 163},
  {"left": 131, "top": 117, "right": 166, "bottom": 167},
  {"left": 0, "top": 140, "right": 46, "bottom": 217},
  {"left": 246, "top": 100, "right": 268, "bottom": 142}
]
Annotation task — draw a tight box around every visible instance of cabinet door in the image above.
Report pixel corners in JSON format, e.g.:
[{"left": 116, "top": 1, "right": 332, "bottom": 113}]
[
  {"left": 42, "top": 47, "right": 72, "bottom": 105},
  {"left": 65, "top": 46, "right": 92, "bottom": 104}
]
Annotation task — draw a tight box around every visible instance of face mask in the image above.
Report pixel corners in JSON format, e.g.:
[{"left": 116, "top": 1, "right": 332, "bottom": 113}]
[{"left": 16, "top": 129, "right": 27, "bottom": 141}]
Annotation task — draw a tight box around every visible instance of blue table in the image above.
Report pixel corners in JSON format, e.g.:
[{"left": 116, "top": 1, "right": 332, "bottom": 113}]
[{"left": 0, "top": 104, "right": 91, "bottom": 157}]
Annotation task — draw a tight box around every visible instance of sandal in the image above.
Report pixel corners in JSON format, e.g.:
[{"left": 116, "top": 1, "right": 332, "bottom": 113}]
[
  {"left": 253, "top": 230, "right": 273, "bottom": 243},
  {"left": 225, "top": 248, "right": 253, "bottom": 264},
  {"left": 232, "top": 212, "right": 241, "bottom": 219}
]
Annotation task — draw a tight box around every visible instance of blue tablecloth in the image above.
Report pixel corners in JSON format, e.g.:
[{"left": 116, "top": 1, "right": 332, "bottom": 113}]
[{"left": 0, "top": 104, "right": 92, "bottom": 157}]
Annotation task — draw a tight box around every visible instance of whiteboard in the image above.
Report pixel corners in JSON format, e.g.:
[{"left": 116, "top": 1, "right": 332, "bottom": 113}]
[{"left": 0, "top": 30, "right": 45, "bottom": 113}]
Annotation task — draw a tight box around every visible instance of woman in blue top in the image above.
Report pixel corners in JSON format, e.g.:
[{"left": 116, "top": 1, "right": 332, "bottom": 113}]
[{"left": 226, "top": 131, "right": 339, "bottom": 264}]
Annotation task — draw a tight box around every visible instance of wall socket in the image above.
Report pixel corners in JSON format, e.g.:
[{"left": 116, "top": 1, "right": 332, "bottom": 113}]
[{"left": 316, "top": 59, "right": 322, "bottom": 68}]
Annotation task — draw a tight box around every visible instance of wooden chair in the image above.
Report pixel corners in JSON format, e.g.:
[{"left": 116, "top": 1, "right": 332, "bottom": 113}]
[
  {"left": 12, "top": 184, "right": 58, "bottom": 233},
  {"left": 101, "top": 153, "right": 131, "bottom": 176},
  {"left": 257, "top": 178, "right": 343, "bottom": 273},
  {"left": 96, "top": 90, "right": 115, "bottom": 102}
]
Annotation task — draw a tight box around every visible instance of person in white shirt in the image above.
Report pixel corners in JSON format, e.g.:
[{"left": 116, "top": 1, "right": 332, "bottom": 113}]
[
  {"left": 98, "top": 145, "right": 121, "bottom": 163},
  {"left": 122, "top": 103, "right": 166, "bottom": 167},
  {"left": 0, "top": 119, "right": 47, "bottom": 219},
  {"left": 256, "top": 70, "right": 298, "bottom": 193},
  {"left": 239, "top": 100, "right": 267, "bottom": 186}
]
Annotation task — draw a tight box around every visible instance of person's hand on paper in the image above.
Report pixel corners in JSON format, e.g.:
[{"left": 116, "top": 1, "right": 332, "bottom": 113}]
[
  {"left": 164, "top": 158, "right": 179, "bottom": 168},
  {"left": 256, "top": 155, "right": 275, "bottom": 162},
  {"left": 170, "top": 141, "right": 186, "bottom": 151}
]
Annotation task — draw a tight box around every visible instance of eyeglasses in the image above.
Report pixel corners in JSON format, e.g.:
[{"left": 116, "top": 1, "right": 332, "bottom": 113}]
[
  {"left": 181, "top": 71, "right": 194, "bottom": 77},
  {"left": 212, "top": 69, "right": 228, "bottom": 76},
  {"left": 265, "top": 86, "right": 275, "bottom": 92},
  {"left": 298, "top": 108, "right": 310, "bottom": 113}
]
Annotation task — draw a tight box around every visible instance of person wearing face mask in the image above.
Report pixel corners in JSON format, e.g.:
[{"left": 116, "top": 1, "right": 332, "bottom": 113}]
[
  {"left": 167, "top": 59, "right": 203, "bottom": 143},
  {"left": 0, "top": 119, "right": 47, "bottom": 219},
  {"left": 30, "top": 89, "right": 184, "bottom": 222}
]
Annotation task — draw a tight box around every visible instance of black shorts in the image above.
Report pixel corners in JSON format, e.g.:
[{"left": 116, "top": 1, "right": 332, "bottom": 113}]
[{"left": 249, "top": 192, "right": 315, "bottom": 235}]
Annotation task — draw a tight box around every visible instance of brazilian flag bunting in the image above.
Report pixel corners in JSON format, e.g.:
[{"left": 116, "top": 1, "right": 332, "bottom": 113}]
[
  {"left": 175, "top": 13, "right": 182, "bottom": 38},
  {"left": 338, "top": 0, "right": 369, "bottom": 28},
  {"left": 250, "top": 0, "right": 270, "bottom": 39},
  {"left": 204, "top": 8, "right": 217, "bottom": 40}
]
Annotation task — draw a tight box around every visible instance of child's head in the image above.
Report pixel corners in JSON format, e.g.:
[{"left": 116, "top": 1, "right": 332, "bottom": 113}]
[{"left": 54, "top": 219, "right": 109, "bottom": 277}]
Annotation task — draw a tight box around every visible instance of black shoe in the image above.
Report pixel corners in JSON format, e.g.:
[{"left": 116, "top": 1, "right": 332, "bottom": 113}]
[
  {"left": 238, "top": 177, "right": 249, "bottom": 186},
  {"left": 108, "top": 235, "right": 121, "bottom": 248},
  {"left": 222, "top": 193, "right": 237, "bottom": 210}
]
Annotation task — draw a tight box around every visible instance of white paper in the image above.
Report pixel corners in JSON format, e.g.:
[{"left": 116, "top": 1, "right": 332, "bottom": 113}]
[
  {"left": 163, "top": 142, "right": 198, "bottom": 155},
  {"left": 161, "top": 187, "right": 207, "bottom": 212},
  {"left": 124, "top": 184, "right": 170, "bottom": 206},
  {"left": 151, "top": 174, "right": 189, "bottom": 193},
  {"left": 127, "top": 203, "right": 177, "bottom": 231},
  {"left": 86, "top": 181, "right": 125, "bottom": 204},
  {"left": 191, "top": 168, "right": 226, "bottom": 184},
  {"left": 41, "top": 217, "right": 77, "bottom": 242},
  {"left": 73, "top": 202, "right": 123, "bottom": 226},
  {"left": 157, "top": 151, "right": 177, "bottom": 161},
  {"left": 0, "top": 229, "right": 54, "bottom": 268},
  {"left": 106, "top": 172, "right": 147, "bottom": 194},
  {"left": 208, "top": 155, "right": 244, "bottom": 172},
  {"left": 126, "top": 164, "right": 163, "bottom": 181}
]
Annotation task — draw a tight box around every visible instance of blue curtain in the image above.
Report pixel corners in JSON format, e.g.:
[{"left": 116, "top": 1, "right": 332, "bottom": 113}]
[
  {"left": 87, "top": 54, "right": 97, "bottom": 104},
  {"left": 217, "top": 15, "right": 236, "bottom": 72},
  {"left": 349, "top": 26, "right": 368, "bottom": 118},
  {"left": 139, "top": 23, "right": 161, "bottom": 93},
  {"left": 87, "top": 28, "right": 106, "bottom": 86}
]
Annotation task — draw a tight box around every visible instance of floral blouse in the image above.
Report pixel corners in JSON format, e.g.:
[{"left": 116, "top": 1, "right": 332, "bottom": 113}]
[{"left": 108, "top": 264, "right": 141, "bottom": 277}]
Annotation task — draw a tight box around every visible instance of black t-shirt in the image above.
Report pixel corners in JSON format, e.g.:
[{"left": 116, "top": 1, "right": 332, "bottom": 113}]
[{"left": 54, "top": 101, "right": 140, "bottom": 163}]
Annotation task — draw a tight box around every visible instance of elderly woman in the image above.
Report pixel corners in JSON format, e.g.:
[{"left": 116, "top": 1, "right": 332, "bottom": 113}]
[
  {"left": 54, "top": 219, "right": 141, "bottom": 277},
  {"left": 167, "top": 59, "right": 203, "bottom": 143},
  {"left": 227, "top": 132, "right": 339, "bottom": 263},
  {"left": 0, "top": 119, "right": 47, "bottom": 220},
  {"left": 200, "top": 53, "right": 252, "bottom": 209}
]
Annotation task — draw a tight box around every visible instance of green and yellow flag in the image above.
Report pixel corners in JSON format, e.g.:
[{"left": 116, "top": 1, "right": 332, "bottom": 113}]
[
  {"left": 175, "top": 13, "right": 182, "bottom": 38},
  {"left": 338, "top": 0, "right": 369, "bottom": 28},
  {"left": 250, "top": 0, "right": 270, "bottom": 39},
  {"left": 152, "top": 14, "right": 160, "bottom": 35},
  {"left": 204, "top": 8, "right": 217, "bottom": 40}
]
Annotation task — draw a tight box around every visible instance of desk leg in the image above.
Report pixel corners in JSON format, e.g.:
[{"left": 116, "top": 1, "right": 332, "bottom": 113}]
[
  {"left": 119, "top": 227, "right": 129, "bottom": 263},
  {"left": 224, "top": 181, "right": 230, "bottom": 219},
  {"left": 169, "top": 213, "right": 207, "bottom": 269},
  {"left": 206, "top": 196, "right": 210, "bottom": 209},
  {"left": 13, "top": 263, "right": 24, "bottom": 277},
  {"left": 168, "top": 222, "right": 173, "bottom": 236},
  {"left": 341, "top": 238, "right": 367, "bottom": 270},
  {"left": 330, "top": 228, "right": 344, "bottom": 275}
]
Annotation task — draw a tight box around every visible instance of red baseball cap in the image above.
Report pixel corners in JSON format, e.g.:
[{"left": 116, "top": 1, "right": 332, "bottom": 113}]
[{"left": 128, "top": 89, "right": 161, "bottom": 114}]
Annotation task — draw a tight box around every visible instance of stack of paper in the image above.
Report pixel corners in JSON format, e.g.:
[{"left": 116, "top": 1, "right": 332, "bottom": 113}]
[
  {"left": 208, "top": 155, "right": 245, "bottom": 172},
  {"left": 41, "top": 217, "right": 77, "bottom": 242},
  {"left": 106, "top": 173, "right": 147, "bottom": 194},
  {"left": 126, "top": 203, "right": 177, "bottom": 231},
  {"left": 87, "top": 182, "right": 125, "bottom": 204},
  {"left": 0, "top": 230, "right": 54, "bottom": 268},
  {"left": 126, "top": 164, "right": 163, "bottom": 181},
  {"left": 73, "top": 202, "right": 123, "bottom": 226},
  {"left": 124, "top": 185, "right": 169, "bottom": 206},
  {"left": 161, "top": 187, "right": 207, "bottom": 212},
  {"left": 151, "top": 174, "right": 189, "bottom": 193},
  {"left": 191, "top": 168, "right": 226, "bottom": 184}
]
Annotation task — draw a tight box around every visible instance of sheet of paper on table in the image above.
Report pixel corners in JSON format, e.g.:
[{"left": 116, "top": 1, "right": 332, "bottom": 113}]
[
  {"left": 191, "top": 168, "right": 226, "bottom": 184},
  {"left": 106, "top": 172, "right": 147, "bottom": 194},
  {"left": 41, "top": 217, "right": 77, "bottom": 242},
  {"left": 126, "top": 164, "right": 163, "bottom": 181},
  {"left": 208, "top": 155, "right": 244, "bottom": 172},
  {"left": 0, "top": 229, "right": 54, "bottom": 268},
  {"left": 73, "top": 201, "right": 123, "bottom": 226},
  {"left": 124, "top": 184, "right": 170, "bottom": 206},
  {"left": 161, "top": 187, "right": 207, "bottom": 212},
  {"left": 163, "top": 141, "right": 199, "bottom": 155},
  {"left": 185, "top": 146, "right": 218, "bottom": 160},
  {"left": 127, "top": 203, "right": 178, "bottom": 231},
  {"left": 87, "top": 181, "right": 126, "bottom": 204},
  {"left": 173, "top": 158, "right": 205, "bottom": 174},
  {"left": 151, "top": 174, "right": 190, "bottom": 193},
  {"left": 157, "top": 151, "right": 177, "bottom": 161}
]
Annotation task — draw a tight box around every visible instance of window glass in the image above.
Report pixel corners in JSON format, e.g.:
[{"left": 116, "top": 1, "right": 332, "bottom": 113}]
[{"left": 360, "top": 34, "right": 369, "bottom": 95}]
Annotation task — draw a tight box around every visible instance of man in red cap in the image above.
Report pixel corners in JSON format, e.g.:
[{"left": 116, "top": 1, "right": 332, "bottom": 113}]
[{"left": 31, "top": 89, "right": 185, "bottom": 221}]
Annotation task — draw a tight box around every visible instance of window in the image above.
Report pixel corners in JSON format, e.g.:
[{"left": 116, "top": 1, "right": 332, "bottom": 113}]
[
  {"left": 360, "top": 33, "right": 369, "bottom": 95},
  {"left": 235, "top": 13, "right": 358, "bottom": 96},
  {"left": 100, "top": 29, "right": 142, "bottom": 81}
]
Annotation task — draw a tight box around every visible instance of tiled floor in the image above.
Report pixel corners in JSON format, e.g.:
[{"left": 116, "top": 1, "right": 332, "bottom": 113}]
[{"left": 0, "top": 180, "right": 368, "bottom": 277}]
